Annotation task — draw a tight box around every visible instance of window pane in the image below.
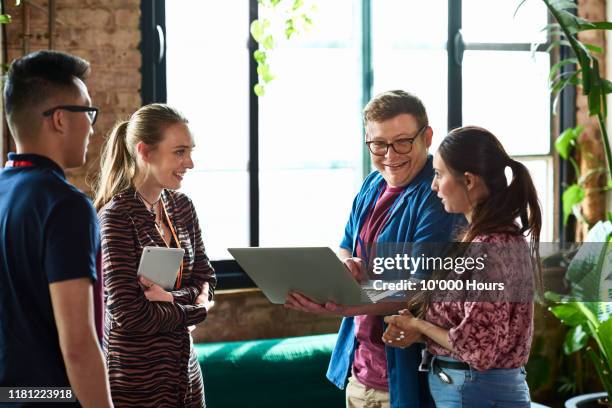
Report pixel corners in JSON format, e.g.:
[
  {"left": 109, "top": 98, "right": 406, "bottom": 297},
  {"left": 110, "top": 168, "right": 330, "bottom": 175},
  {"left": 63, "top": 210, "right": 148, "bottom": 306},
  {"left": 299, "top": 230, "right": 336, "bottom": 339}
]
[
  {"left": 181, "top": 171, "right": 249, "bottom": 260},
  {"left": 517, "top": 158, "right": 553, "bottom": 243},
  {"left": 463, "top": 51, "right": 550, "bottom": 155},
  {"left": 258, "top": 0, "right": 363, "bottom": 247},
  {"left": 462, "top": 0, "right": 548, "bottom": 44},
  {"left": 259, "top": 49, "right": 362, "bottom": 169},
  {"left": 260, "top": 169, "right": 357, "bottom": 247},
  {"left": 372, "top": 0, "right": 447, "bottom": 48},
  {"left": 371, "top": 50, "right": 447, "bottom": 150},
  {"left": 372, "top": 0, "right": 447, "bottom": 149},
  {"left": 166, "top": 0, "right": 250, "bottom": 259}
]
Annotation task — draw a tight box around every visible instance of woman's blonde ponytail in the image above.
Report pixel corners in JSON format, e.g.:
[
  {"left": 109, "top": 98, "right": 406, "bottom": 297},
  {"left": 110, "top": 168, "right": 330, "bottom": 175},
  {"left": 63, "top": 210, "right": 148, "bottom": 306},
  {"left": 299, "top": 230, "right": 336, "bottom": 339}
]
[{"left": 93, "top": 120, "right": 133, "bottom": 210}]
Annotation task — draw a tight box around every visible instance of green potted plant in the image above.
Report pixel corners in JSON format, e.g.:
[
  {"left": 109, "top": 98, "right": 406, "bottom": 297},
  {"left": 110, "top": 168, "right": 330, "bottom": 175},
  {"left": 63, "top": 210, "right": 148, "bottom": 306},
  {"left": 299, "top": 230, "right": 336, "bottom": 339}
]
[
  {"left": 538, "top": 0, "right": 612, "bottom": 225},
  {"left": 523, "top": 0, "right": 612, "bottom": 406},
  {"left": 547, "top": 221, "right": 611, "bottom": 407}
]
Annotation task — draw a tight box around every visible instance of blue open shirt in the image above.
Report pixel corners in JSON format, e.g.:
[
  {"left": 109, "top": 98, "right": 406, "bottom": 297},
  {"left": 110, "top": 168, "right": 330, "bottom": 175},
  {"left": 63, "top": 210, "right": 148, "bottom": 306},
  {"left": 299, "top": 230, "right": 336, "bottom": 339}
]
[{"left": 326, "top": 155, "right": 464, "bottom": 408}]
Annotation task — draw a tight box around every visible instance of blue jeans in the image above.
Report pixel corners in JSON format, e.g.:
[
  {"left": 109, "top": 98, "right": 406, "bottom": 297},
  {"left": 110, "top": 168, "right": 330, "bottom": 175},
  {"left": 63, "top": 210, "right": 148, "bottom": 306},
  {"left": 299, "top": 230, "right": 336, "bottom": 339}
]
[{"left": 428, "top": 356, "right": 531, "bottom": 407}]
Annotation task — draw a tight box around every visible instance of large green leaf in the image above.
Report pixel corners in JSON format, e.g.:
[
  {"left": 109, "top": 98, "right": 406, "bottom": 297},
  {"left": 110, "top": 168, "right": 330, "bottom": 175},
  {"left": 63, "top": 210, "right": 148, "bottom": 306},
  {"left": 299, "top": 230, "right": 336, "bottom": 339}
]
[
  {"left": 550, "top": 58, "right": 579, "bottom": 81},
  {"left": 597, "top": 317, "right": 612, "bottom": 364},
  {"left": 546, "top": 39, "right": 571, "bottom": 54},
  {"left": 588, "top": 80, "right": 602, "bottom": 116},
  {"left": 555, "top": 125, "right": 583, "bottom": 159},
  {"left": 543, "top": 1, "right": 593, "bottom": 94},
  {"left": 550, "top": 303, "right": 588, "bottom": 326},
  {"left": 588, "top": 59, "right": 602, "bottom": 116},
  {"left": 603, "top": 82, "right": 609, "bottom": 117},
  {"left": 562, "top": 184, "right": 585, "bottom": 225},
  {"left": 549, "top": 0, "right": 578, "bottom": 11},
  {"left": 551, "top": 70, "right": 581, "bottom": 95},
  {"left": 0, "top": 14, "right": 11, "bottom": 24},
  {"left": 583, "top": 43, "right": 603, "bottom": 54},
  {"left": 563, "top": 324, "right": 589, "bottom": 353},
  {"left": 586, "top": 347, "right": 612, "bottom": 395},
  {"left": 540, "top": 22, "right": 561, "bottom": 33},
  {"left": 577, "top": 21, "right": 612, "bottom": 31},
  {"left": 566, "top": 221, "right": 612, "bottom": 301}
]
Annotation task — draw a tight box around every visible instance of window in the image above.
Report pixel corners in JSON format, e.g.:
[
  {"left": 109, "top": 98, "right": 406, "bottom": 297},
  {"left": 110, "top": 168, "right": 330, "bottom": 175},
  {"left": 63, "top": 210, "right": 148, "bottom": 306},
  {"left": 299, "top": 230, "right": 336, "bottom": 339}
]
[
  {"left": 372, "top": 0, "right": 554, "bottom": 242},
  {"left": 145, "top": 0, "right": 559, "bottom": 288},
  {"left": 461, "top": 0, "right": 554, "bottom": 243},
  {"left": 165, "top": 1, "right": 251, "bottom": 260},
  {"left": 257, "top": 0, "right": 363, "bottom": 248}
]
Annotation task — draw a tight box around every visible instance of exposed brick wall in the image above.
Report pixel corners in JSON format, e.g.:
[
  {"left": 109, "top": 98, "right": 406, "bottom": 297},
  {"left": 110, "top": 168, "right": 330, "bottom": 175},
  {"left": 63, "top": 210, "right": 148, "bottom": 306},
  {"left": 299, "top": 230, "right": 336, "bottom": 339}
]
[
  {"left": 2, "top": 0, "right": 142, "bottom": 194},
  {"left": 576, "top": 0, "right": 608, "bottom": 238},
  {"left": 193, "top": 289, "right": 341, "bottom": 343}
]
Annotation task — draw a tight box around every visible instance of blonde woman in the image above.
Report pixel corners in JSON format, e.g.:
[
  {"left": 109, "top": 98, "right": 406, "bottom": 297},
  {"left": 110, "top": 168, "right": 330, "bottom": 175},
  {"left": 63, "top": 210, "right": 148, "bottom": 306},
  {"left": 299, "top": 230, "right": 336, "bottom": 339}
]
[{"left": 94, "top": 103, "right": 215, "bottom": 407}]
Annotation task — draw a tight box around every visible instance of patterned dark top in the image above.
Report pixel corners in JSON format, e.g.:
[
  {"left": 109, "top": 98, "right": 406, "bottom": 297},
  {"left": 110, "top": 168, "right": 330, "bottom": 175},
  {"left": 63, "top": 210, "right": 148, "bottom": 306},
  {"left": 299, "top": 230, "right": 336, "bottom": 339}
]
[
  {"left": 425, "top": 233, "right": 534, "bottom": 371},
  {"left": 99, "top": 188, "right": 216, "bottom": 407}
]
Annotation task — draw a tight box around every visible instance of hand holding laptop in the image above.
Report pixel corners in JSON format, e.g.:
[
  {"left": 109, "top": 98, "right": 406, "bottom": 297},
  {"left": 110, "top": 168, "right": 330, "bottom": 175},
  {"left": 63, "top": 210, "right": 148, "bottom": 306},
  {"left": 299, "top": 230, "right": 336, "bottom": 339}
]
[
  {"left": 343, "top": 257, "right": 366, "bottom": 283},
  {"left": 284, "top": 291, "right": 364, "bottom": 317},
  {"left": 284, "top": 255, "right": 367, "bottom": 315}
]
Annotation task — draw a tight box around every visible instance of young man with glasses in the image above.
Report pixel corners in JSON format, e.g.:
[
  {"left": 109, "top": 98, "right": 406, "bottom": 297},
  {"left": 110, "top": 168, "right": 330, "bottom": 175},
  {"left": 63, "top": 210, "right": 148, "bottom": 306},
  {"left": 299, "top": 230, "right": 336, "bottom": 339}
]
[
  {"left": 285, "top": 90, "right": 463, "bottom": 407},
  {"left": 0, "top": 50, "right": 112, "bottom": 407}
]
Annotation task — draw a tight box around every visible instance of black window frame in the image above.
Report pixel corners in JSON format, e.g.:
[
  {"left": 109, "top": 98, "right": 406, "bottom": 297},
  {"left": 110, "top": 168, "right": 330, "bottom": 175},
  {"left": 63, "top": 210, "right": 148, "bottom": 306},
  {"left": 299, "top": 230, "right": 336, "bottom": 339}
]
[{"left": 141, "top": 0, "right": 574, "bottom": 289}]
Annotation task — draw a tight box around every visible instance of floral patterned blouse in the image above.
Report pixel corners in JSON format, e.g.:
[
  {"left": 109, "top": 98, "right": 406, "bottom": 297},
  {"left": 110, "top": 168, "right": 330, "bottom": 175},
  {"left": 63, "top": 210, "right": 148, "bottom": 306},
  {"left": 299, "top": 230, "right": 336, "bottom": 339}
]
[{"left": 425, "top": 233, "right": 534, "bottom": 371}]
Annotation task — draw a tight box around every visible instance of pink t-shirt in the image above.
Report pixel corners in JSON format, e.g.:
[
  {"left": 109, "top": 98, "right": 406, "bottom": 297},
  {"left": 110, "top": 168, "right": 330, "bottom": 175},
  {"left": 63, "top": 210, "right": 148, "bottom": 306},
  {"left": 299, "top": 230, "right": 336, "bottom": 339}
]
[
  {"left": 425, "top": 233, "right": 534, "bottom": 371},
  {"left": 352, "top": 185, "right": 404, "bottom": 391}
]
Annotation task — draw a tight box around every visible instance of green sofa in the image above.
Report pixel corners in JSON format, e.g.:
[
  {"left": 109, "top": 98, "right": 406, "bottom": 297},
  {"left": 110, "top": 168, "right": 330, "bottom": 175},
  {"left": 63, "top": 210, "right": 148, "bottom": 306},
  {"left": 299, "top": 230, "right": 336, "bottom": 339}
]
[{"left": 195, "top": 333, "right": 344, "bottom": 408}]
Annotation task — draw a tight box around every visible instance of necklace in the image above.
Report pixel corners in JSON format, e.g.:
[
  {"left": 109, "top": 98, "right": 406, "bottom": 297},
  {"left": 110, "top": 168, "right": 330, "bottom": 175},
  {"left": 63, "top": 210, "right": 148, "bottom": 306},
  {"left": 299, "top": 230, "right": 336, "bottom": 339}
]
[
  {"left": 137, "top": 190, "right": 161, "bottom": 208},
  {"left": 136, "top": 191, "right": 165, "bottom": 237}
]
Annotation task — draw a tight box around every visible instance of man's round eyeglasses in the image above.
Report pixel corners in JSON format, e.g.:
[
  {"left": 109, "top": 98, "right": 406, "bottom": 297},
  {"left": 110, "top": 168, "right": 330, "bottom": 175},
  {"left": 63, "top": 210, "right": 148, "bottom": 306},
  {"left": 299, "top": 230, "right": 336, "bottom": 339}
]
[
  {"left": 42, "top": 105, "right": 99, "bottom": 125},
  {"left": 365, "top": 124, "right": 428, "bottom": 156}
]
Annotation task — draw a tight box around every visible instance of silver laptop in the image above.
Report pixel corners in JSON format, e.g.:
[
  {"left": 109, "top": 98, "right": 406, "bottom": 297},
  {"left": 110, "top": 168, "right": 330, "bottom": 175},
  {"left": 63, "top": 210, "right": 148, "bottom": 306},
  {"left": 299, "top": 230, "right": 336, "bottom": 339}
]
[{"left": 228, "top": 247, "right": 397, "bottom": 305}]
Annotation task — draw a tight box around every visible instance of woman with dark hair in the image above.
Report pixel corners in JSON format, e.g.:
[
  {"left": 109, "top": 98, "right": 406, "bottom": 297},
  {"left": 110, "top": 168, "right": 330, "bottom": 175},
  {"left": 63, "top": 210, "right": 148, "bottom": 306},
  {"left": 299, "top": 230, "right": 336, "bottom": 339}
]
[{"left": 382, "top": 126, "right": 542, "bottom": 407}]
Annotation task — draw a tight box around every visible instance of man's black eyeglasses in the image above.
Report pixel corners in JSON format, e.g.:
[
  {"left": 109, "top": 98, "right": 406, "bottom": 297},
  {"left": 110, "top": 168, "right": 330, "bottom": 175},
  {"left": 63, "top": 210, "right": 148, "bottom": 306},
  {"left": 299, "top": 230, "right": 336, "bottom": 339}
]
[
  {"left": 42, "top": 105, "right": 99, "bottom": 125},
  {"left": 365, "top": 124, "right": 428, "bottom": 156}
]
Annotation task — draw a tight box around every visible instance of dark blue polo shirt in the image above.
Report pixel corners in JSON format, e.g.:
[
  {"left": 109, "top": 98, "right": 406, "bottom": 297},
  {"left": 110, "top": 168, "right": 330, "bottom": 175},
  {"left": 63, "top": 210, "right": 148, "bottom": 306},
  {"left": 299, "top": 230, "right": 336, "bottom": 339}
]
[{"left": 0, "top": 153, "right": 99, "bottom": 401}]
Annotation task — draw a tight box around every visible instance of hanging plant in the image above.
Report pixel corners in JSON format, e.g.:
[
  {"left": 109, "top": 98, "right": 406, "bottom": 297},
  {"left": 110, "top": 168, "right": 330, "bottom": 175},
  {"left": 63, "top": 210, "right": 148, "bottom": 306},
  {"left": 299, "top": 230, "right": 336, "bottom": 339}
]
[{"left": 250, "top": 0, "right": 315, "bottom": 96}]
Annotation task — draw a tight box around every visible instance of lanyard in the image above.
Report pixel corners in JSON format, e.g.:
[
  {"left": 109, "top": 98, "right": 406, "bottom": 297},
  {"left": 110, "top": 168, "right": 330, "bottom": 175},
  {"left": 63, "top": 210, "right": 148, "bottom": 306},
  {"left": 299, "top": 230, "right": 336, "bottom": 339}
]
[
  {"left": 154, "top": 199, "right": 183, "bottom": 290},
  {"left": 5, "top": 160, "right": 34, "bottom": 167}
]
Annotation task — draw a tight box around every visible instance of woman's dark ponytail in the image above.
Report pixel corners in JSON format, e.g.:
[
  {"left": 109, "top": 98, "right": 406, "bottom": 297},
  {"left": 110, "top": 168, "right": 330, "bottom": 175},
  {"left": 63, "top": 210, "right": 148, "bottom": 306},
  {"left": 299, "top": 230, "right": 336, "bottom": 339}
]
[
  {"left": 438, "top": 126, "right": 543, "bottom": 298},
  {"left": 506, "top": 159, "right": 541, "bottom": 240}
]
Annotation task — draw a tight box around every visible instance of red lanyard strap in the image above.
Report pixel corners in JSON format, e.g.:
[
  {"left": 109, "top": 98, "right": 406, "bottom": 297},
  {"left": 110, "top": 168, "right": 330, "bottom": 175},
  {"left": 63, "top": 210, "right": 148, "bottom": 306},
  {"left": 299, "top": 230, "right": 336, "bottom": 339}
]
[
  {"left": 5, "top": 160, "right": 34, "bottom": 167},
  {"left": 154, "top": 199, "right": 183, "bottom": 290}
]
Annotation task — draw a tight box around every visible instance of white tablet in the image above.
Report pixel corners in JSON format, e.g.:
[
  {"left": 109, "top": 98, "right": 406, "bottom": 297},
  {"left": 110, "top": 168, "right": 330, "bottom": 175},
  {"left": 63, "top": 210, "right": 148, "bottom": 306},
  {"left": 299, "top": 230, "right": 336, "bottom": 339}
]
[{"left": 137, "top": 246, "right": 185, "bottom": 290}]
